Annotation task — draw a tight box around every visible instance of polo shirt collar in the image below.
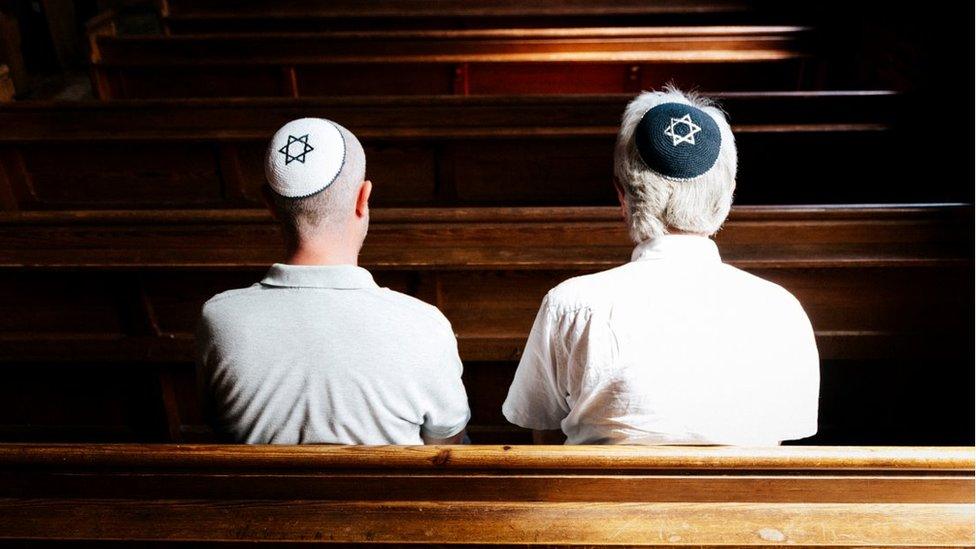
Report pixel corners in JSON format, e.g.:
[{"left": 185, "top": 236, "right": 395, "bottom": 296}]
[
  {"left": 631, "top": 234, "right": 722, "bottom": 263},
  {"left": 260, "top": 263, "right": 378, "bottom": 289}
]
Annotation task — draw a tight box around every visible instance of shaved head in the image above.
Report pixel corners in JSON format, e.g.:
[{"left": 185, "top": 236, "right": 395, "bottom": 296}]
[{"left": 269, "top": 123, "right": 367, "bottom": 241}]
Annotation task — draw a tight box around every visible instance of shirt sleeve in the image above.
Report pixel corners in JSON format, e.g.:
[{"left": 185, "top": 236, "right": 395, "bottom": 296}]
[
  {"left": 502, "top": 294, "right": 571, "bottom": 430},
  {"left": 420, "top": 324, "right": 471, "bottom": 439},
  {"left": 777, "top": 297, "right": 821, "bottom": 441},
  {"left": 194, "top": 311, "right": 226, "bottom": 440}
]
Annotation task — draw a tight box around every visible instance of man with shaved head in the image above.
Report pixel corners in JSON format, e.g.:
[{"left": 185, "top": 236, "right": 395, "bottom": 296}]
[{"left": 196, "top": 118, "right": 470, "bottom": 444}]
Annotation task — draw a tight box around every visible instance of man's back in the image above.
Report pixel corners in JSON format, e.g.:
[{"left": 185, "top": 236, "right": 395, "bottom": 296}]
[
  {"left": 197, "top": 263, "right": 470, "bottom": 444},
  {"left": 503, "top": 235, "right": 820, "bottom": 445}
]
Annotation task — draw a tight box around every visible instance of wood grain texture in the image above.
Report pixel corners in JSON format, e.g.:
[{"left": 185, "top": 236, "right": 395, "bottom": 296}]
[
  {"left": 0, "top": 65, "right": 13, "bottom": 102},
  {"left": 0, "top": 500, "right": 971, "bottom": 546},
  {"left": 161, "top": 0, "right": 762, "bottom": 21},
  {"left": 92, "top": 26, "right": 810, "bottom": 65},
  {"left": 0, "top": 444, "right": 971, "bottom": 546},
  {"left": 0, "top": 205, "right": 968, "bottom": 269},
  {"left": 161, "top": 0, "right": 775, "bottom": 34},
  {"left": 1, "top": 444, "right": 972, "bottom": 470},
  {"left": 86, "top": 19, "right": 811, "bottom": 97},
  {"left": 0, "top": 92, "right": 941, "bottom": 209}
]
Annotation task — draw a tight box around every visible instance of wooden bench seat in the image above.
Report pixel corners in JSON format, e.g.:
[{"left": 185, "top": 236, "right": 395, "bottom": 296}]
[
  {"left": 87, "top": 21, "right": 814, "bottom": 97},
  {"left": 0, "top": 444, "right": 972, "bottom": 546},
  {"left": 1, "top": 92, "right": 939, "bottom": 211},
  {"left": 0, "top": 205, "right": 971, "bottom": 444}
]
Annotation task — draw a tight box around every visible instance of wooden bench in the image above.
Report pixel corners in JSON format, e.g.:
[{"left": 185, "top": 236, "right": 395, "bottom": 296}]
[
  {"left": 0, "top": 205, "right": 971, "bottom": 444},
  {"left": 0, "top": 444, "right": 972, "bottom": 546},
  {"left": 157, "top": 0, "right": 786, "bottom": 34},
  {"left": 87, "top": 20, "right": 814, "bottom": 98},
  {"left": 0, "top": 92, "right": 932, "bottom": 211}
]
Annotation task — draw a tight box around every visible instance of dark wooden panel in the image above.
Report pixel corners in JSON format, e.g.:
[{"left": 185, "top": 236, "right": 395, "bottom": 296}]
[
  {"left": 160, "top": 0, "right": 781, "bottom": 34},
  {"left": 0, "top": 93, "right": 932, "bottom": 210},
  {"left": 94, "top": 28, "right": 809, "bottom": 65},
  {"left": 0, "top": 271, "right": 124, "bottom": 334},
  {"left": 112, "top": 66, "right": 286, "bottom": 99},
  {"left": 0, "top": 205, "right": 967, "bottom": 269},
  {"left": 468, "top": 60, "right": 803, "bottom": 94},
  {"left": 451, "top": 137, "right": 616, "bottom": 205},
  {"left": 0, "top": 64, "right": 13, "bottom": 102},
  {"left": 89, "top": 25, "right": 812, "bottom": 98},
  {"left": 0, "top": 363, "right": 163, "bottom": 442},
  {"left": 298, "top": 63, "right": 457, "bottom": 96},
  {"left": 15, "top": 142, "right": 223, "bottom": 208}
]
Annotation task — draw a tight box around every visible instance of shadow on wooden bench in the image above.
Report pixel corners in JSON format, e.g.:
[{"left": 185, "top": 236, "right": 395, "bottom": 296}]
[{"left": 0, "top": 444, "right": 972, "bottom": 546}]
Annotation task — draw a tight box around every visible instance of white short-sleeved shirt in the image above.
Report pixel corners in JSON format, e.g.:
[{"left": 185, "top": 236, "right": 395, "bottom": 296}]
[
  {"left": 196, "top": 263, "right": 470, "bottom": 444},
  {"left": 502, "top": 235, "right": 820, "bottom": 445}
]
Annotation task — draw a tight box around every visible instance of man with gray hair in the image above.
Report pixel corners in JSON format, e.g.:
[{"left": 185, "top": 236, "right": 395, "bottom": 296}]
[
  {"left": 502, "top": 87, "right": 820, "bottom": 445},
  {"left": 197, "top": 118, "right": 470, "bottom": 444}
]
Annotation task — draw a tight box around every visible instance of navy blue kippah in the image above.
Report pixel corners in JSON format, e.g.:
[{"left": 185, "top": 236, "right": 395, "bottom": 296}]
[{"left": 635, "top": 102, "right": 722, "bottom": 179}]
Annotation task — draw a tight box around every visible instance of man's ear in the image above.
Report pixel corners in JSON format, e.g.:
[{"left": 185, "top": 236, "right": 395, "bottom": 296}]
[
  {"left": 260, "top": 184, "right": 282, "bottom": 221},
  {"left": 355, "top": 179, "right": 372, "bottom": 218},
  {"left": 613, "top": 180, "right": 627, "bottom": 220}
]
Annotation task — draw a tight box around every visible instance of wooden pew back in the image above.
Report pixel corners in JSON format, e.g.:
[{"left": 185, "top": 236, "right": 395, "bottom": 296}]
[
  {"left": 2, "top": 92, "right": 948, "bottom": 212},
  {"left": 87, "top": 22, "right": 814, "bottom": 98},
  {"left": 0, "top": 444, "right": 972, "bottom": 546},
  {"left": 159, "top": 0, "right": 785, "bottom": 34}
]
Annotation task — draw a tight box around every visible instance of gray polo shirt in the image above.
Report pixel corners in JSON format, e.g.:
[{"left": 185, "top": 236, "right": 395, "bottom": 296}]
[{"left": 196, "top": 263, "right": 470, "bottom": 444}]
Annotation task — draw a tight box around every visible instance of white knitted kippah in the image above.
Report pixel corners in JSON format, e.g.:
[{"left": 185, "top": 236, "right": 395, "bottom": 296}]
[{"left": 265, "top": 118, "right": 346, "bottom": 198}]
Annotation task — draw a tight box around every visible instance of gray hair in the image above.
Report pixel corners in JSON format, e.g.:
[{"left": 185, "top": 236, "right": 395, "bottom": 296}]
[
  {"left": 270, "top": 123, "right": 367, "bottom": 240},
  {"left": 613, "top": 86, "right": 737, "bottom": 242}
]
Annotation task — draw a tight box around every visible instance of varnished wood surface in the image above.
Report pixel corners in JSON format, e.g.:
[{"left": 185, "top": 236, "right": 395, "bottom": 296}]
[
  {"left": 160, "top": 0, "right": 762, "bottom": 20},
  {"left": 87, "top": 17, "right": 813, "bottom": 97},
  {"left": 1, "top": 93, "right": 938, "bottom": 209},
  {"left": 0, "top": 92, "right": 897, "bottom": 140},
  {"left": 0, "top": 205, "right": 968, "bottom": 269},
  {"left": 1, "top": 444, "right": 972, "bottom": 471},
  {"left": 0, "top": 444, "right": 972, "bottom": 546},
  {"left": 159, "top": 0, "right": 783, "bottom": 34},
  {"left": 0, "top": 65, "right": 12, "bottom": 102},
  {"left": 0, "top": 500, "right": 969, "bottom": 546},
  {"left": 93, "top": 26, "right": 810, "bottom": 65}
]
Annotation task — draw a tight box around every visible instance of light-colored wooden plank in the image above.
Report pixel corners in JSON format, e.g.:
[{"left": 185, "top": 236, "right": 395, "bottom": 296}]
[
  {"left": 1, "top": 444, "right": 972, "bottom": 471},
  {"left": 0, "top": 499, "right": 971, "bottom": 546}
]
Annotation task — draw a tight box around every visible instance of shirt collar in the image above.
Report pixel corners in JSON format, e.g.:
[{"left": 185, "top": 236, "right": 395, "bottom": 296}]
[
  {"left": 260, "top": 263, "right": 378, "bottom": 289},
  {"left": 631, "top": 234, "right": 722, "bottom": 263}
]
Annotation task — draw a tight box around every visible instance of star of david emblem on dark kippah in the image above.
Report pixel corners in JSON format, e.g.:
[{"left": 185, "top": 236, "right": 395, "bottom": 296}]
[
  {"left": 634, "top": 102, "right": 722, "bottom": 179},
  {"left": 278, "top": 134, "right": 314, "bottom": 165},
  {"left": 663, "top": 114, "right": 702, "bottom": 146}
]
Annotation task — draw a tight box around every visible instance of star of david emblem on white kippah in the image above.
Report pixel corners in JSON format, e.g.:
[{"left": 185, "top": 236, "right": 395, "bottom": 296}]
[
  {"left": 278, "top": 134, "right": 315, "bottom": 165},
  {"left": 663, "top": 113, "right": 702, "bottom": 146}
]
